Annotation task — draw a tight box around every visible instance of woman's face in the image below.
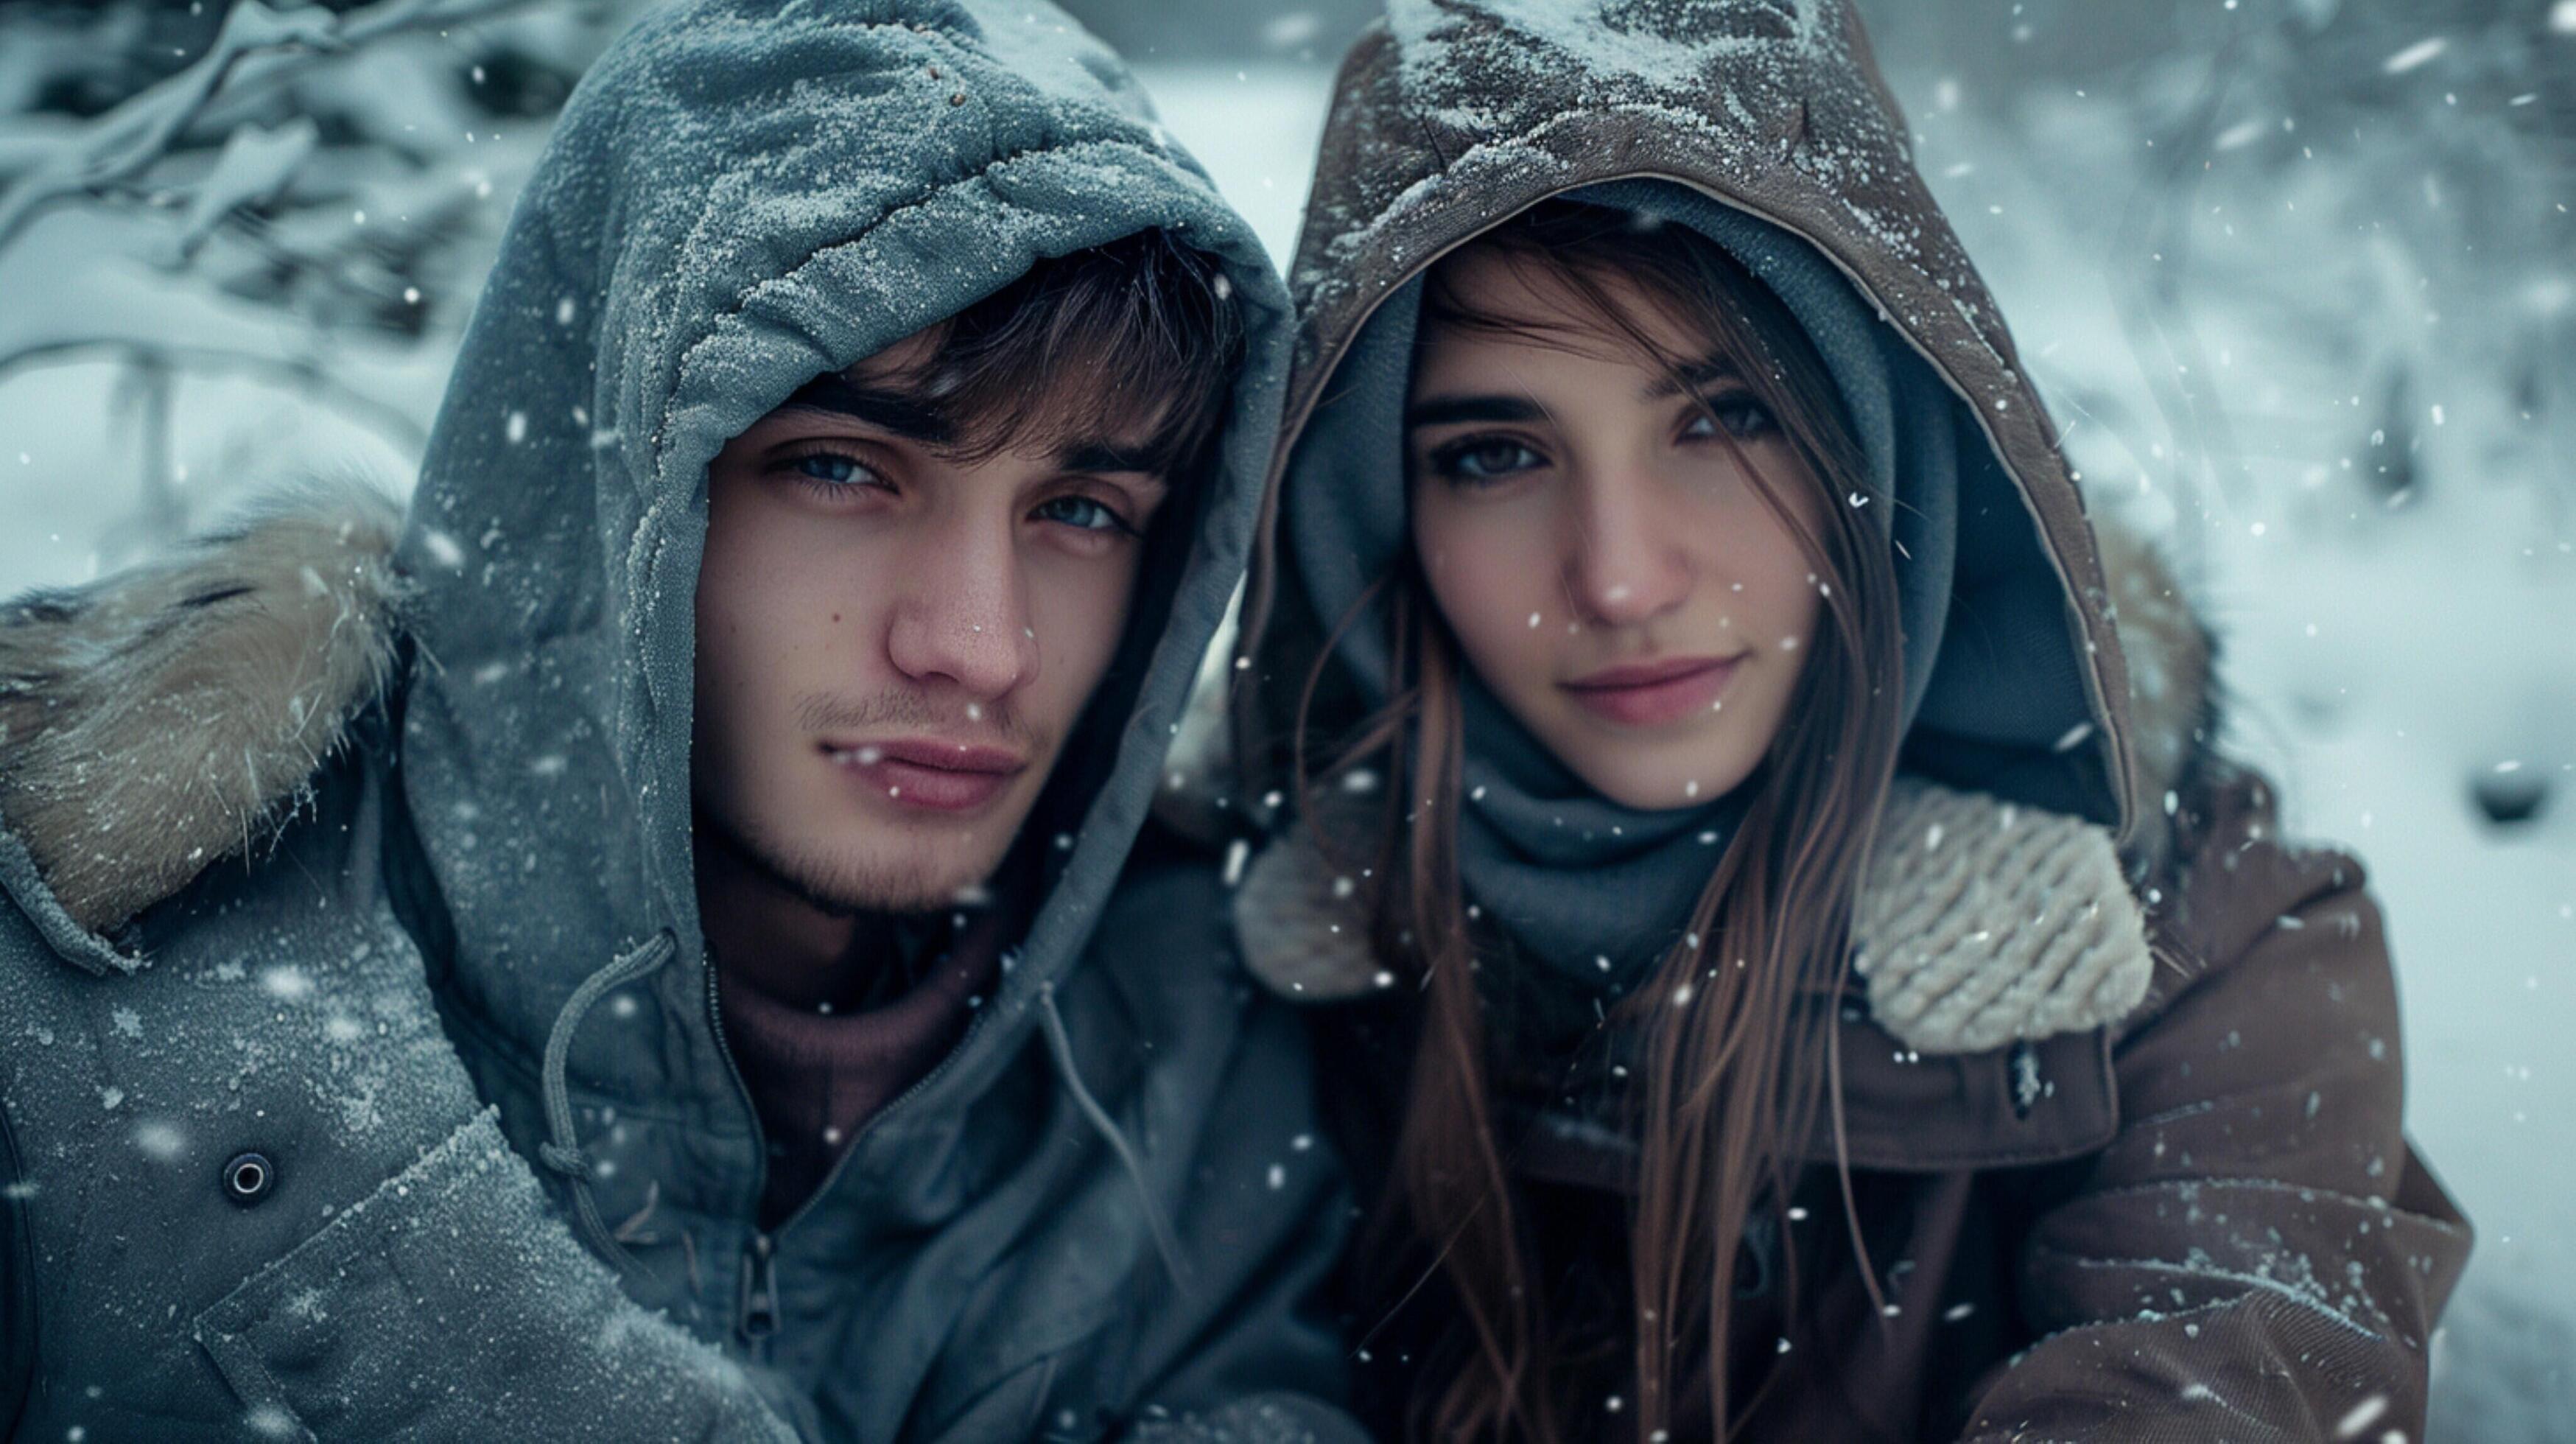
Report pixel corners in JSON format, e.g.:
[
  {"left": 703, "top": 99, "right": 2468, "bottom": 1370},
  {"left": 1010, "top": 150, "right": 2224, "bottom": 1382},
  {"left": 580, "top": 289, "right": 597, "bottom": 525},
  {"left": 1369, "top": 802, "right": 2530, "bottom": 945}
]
[{"left": 1407, "top": 248, "right": 1825, "bottom": 812}]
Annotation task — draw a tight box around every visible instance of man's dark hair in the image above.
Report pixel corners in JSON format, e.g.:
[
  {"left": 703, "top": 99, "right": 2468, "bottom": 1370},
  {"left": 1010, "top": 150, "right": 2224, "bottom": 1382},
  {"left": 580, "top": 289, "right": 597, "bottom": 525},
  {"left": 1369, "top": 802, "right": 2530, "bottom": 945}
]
[{"left": 855, "top": 228, "right": 1246, "bottom": 480}]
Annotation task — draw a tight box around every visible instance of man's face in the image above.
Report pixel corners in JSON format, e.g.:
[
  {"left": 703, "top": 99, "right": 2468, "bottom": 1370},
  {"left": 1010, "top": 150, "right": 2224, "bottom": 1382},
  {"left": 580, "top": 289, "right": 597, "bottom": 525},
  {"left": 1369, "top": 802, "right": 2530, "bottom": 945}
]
[{"left": 692, "top": 330, "right": 1174, "bottom": 914}]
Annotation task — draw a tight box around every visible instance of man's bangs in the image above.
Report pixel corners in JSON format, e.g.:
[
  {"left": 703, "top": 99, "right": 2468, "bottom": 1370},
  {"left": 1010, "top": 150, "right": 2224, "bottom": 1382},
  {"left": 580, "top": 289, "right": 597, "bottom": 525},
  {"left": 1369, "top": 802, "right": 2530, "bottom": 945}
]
[{"left": 879, "top": 229, "right": 1245, "bottom": 478}]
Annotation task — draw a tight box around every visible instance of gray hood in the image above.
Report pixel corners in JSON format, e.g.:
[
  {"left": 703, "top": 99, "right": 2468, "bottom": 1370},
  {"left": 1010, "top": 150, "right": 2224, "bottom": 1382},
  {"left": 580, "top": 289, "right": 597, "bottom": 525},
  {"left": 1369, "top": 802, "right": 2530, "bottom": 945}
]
[{"left": 395, "top": 0, "right": 1288, "bottom": 1234}]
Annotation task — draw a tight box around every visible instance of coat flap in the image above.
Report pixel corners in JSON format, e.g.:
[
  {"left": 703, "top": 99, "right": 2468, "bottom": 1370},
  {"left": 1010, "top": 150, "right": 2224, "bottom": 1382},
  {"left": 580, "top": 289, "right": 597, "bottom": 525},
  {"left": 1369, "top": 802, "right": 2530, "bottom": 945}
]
[
  {"left": 1793, "top": 1011, "right": 2119, "bottom": 1171},
  {"left": 1488, "top": 1003, "right": 2119, "bottom": 1189}
]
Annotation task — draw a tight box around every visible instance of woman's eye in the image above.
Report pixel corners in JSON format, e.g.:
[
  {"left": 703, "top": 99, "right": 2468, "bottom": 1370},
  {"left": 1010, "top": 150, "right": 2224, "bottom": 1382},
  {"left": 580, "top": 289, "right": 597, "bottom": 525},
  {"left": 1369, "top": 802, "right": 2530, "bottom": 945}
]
[
  {"left": 1033, "top": 494, "right": 1134, "bottom": 536},
  {"left": 1684, "top": 394, "right": 1779, "bottom": 441},
  {"left": 1433, "top": 438, "right": 1545, "bottom": 484}
]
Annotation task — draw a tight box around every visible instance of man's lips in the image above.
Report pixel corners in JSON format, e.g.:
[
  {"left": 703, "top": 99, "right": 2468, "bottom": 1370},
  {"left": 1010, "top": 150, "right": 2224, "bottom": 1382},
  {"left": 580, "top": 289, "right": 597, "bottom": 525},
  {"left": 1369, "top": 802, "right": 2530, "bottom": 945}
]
[
  {"left": 1558, "top": 655, "right": 1744, "bottom": 726},
  {"left": 821, "top": 736, "right": 1028, "bottom": 812}
]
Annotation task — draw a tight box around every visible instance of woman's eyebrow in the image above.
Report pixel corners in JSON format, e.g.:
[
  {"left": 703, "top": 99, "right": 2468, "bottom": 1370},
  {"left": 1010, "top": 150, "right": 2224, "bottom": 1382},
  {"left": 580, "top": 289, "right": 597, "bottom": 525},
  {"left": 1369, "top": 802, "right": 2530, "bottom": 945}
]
[
  {"left": 1640, "top": 354, "right": 1741, "bottom": 400},
  {"left": 1405, "top": 394, "right": 1548, "bottom": 429}
]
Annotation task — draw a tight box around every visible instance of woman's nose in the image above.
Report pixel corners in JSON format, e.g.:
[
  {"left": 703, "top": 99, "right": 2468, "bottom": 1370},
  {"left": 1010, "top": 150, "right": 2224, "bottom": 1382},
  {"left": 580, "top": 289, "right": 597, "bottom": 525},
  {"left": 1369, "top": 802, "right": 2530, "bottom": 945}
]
[{"left": 1565, "top": 469, "right": 1692, "bottom": 628}]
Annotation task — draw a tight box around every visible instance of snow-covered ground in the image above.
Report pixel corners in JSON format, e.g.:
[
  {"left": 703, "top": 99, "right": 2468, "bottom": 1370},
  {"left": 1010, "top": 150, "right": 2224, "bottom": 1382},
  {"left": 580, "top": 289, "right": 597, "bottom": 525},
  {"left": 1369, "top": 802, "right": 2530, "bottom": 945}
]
[{"left": 2, "top": 43, "right": 2565, "bottom": 1437}]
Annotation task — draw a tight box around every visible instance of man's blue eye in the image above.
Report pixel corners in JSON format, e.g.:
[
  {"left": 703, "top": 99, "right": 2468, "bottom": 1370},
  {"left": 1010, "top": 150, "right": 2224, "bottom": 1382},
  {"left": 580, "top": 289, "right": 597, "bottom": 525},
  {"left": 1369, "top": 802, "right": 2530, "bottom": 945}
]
[
  {"left": 795, "top": 454, "right": 863, "bottom": 485},
  {"left": 1036, "top": 495, "right": 1129, "bottom": 533}
]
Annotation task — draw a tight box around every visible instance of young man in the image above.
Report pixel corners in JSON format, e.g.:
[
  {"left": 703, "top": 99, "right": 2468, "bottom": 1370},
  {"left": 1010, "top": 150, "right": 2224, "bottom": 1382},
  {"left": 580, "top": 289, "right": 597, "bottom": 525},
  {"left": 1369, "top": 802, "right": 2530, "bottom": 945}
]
[{"left": 0, "top": 2, "right": 1358, "bottom": 1439}]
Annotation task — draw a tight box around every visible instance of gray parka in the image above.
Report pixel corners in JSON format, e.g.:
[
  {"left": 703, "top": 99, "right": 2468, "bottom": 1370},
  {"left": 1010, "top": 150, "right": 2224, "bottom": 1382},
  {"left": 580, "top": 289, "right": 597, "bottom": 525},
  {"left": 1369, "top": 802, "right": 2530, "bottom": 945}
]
[{"left": 0, "top": 2, "right": 1360, "bottom": 1440}]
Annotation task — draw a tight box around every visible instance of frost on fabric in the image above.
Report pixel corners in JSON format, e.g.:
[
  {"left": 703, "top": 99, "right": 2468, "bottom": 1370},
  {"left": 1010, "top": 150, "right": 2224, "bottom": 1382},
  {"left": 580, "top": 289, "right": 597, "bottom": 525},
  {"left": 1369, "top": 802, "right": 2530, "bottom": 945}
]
[
  {"left": 1390, "top": 0, "right": 1808, "bottom": 107},
  {"left": 2055, "top": 1174, "right": 2432, "bottom": 1343},
  {"left": 1291, "top": 0, "right": 2009, "bottom": 385}
]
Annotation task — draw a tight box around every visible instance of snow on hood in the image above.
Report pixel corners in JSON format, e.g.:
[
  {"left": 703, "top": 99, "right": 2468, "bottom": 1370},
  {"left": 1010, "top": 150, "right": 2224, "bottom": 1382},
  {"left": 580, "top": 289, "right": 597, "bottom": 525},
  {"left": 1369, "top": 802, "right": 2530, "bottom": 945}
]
[{"left": 1240, "top": 0, "right": 2144, "bottom": 845}]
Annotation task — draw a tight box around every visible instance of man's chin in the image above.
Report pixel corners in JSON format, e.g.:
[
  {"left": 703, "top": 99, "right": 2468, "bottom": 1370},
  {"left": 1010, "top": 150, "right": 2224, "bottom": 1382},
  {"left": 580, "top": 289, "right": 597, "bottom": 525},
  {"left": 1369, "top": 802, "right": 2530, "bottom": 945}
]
[
  {"left": 789, "top": 851, "right": 994, "bottom": 916},
  {"left": 717, "top": 812, "right": 1004, "bottom": 917}
]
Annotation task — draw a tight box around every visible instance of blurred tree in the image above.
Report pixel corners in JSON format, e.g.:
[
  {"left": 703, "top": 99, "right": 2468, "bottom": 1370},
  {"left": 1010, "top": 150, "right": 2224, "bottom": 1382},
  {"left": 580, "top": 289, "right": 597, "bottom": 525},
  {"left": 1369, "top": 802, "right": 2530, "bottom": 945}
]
[
  {"left": 1856, "top": 0, "right": 2570, "bottom": 541},
  {"left": 0, "top": 0, "right": 652, "bottom": 558}
]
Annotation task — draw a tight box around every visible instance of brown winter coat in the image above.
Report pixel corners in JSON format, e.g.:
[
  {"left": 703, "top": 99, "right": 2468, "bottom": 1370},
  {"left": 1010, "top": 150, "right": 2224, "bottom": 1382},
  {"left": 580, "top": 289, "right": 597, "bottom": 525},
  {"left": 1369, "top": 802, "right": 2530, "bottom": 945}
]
[{"left": 1215, "top": 1, "right": 2474, "bottom": 1438}]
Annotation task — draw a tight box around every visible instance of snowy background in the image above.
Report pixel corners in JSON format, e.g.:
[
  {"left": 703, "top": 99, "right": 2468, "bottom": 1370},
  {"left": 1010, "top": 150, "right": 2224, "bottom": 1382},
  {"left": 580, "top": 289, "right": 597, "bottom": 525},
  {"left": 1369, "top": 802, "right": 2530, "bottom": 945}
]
[{"left": 1, "top": 0, "right": 2568, "bottom": 1432}]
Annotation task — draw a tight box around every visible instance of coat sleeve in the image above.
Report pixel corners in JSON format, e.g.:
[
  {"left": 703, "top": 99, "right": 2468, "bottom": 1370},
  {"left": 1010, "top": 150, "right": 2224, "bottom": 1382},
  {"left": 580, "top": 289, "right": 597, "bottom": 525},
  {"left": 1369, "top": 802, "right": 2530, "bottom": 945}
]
[{"left": 1959, "top": 768, "right": 2472, "bottom": 1441}]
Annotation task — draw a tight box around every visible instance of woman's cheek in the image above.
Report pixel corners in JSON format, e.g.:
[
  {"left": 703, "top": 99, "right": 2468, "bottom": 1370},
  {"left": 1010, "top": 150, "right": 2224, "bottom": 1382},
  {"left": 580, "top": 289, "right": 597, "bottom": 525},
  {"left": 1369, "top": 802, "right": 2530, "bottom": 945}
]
[
  {"left": 1426, "top": 537, "right": 1544, "bottom": 676},
  {"left": 1771, "top": 555, "right": 1827, "bottom": 653}
]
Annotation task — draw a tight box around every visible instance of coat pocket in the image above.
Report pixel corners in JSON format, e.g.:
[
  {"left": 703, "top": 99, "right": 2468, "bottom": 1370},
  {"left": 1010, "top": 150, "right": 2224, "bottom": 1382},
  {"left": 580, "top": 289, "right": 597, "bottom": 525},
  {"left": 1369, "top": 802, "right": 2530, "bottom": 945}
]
[
  {"left": 189, "top": 1107, "right": 792, "bottom": 1443},
  {"left": 189, "top": 1109, "right": 538, "bottom": 1440}
]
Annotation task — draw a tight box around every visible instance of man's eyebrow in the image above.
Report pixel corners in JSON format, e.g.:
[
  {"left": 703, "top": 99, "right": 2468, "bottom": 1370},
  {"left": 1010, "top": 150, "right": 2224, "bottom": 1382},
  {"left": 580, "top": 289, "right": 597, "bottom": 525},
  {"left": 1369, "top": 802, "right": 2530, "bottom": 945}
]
[
  {"left": 1058, "top": 441, "right": 1169, "bottom": 478},
  {"left": 1641, "top": 354, "right": 1742, "bottom": 400},
  {"left": 778, "top": 374, "right": 953, "bottom": 446},
  {"left": 1405, "top": 394, "right": 1548, "bottom": 429}
]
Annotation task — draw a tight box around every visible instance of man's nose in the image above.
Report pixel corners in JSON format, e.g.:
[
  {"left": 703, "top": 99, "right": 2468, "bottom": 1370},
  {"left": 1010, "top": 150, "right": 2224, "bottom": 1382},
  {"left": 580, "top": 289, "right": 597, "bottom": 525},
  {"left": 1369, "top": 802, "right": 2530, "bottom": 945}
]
[
  {"left": 1565, "top": 468, "right": 1693, "bottom": 628},
  {"left": 884, "top": 510, "right": 1040, "bottom": 700}
]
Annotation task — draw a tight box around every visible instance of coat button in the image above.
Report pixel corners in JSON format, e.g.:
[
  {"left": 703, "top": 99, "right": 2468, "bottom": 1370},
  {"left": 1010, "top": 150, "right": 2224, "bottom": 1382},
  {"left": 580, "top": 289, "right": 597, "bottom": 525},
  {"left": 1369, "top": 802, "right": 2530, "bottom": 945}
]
[{"left": 222, "top": 1152, "right": 276, "bottom": 1206}]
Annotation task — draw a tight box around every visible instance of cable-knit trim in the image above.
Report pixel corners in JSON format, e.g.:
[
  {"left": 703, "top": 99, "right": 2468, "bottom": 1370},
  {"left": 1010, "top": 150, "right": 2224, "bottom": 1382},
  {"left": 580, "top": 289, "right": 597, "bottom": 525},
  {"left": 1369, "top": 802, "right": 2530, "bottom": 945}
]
[{"left": 1853, "top": 777, "right": 2152, "bottom": 1054}]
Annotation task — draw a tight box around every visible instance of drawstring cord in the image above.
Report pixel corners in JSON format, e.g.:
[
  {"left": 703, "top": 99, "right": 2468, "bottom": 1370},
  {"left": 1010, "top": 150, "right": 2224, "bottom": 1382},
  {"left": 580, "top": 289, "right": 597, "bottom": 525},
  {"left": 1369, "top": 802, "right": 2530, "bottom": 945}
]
[
  {"left": 1035, "top": 978, "right": 1192, "bottom": 1294},
  {"left": 538, "top": 930, "right": 679, "bottom": 1275},
  {"left": 533, "top": 933, "right": 1183, "bottom": 1294}
]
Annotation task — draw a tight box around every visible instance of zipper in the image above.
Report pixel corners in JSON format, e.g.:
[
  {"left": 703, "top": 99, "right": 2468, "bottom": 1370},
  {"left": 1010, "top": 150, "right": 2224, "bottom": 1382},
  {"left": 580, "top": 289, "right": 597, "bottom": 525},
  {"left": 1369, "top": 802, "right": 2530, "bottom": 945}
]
[
  {"left": 737, "top": 1231, "right": 781, "bottom": 1343},
  {"left": 1, "top": 1093, "right": 37, "bottom": 1427},
  {"left": 700, "top": 937, "right": 997, "bottom": 1352},
  {"left": 701, "top": 956, "right": 780, "bottom": 1352}
]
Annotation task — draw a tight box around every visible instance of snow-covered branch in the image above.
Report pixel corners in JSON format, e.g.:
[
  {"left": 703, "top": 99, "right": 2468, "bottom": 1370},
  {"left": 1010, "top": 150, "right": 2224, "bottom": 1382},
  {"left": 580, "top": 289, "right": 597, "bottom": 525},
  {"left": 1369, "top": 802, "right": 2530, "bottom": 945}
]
[
  {"left": 0, "top": 0, "right": 533, "bottom": 253},
  {"left": 0, "top": 337, "right": 430, "bottom": 452}
]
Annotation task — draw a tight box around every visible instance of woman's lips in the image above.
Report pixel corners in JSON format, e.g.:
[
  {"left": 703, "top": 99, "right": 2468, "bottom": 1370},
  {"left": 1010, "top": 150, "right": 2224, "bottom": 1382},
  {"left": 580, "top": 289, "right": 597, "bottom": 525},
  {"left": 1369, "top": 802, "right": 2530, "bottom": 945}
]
[
  {"left": 821, "top": 737, "right": 1026, "bottom": 813},
  {"left": 1559, "top": 655, "right": 1744, "bottom": 727}
]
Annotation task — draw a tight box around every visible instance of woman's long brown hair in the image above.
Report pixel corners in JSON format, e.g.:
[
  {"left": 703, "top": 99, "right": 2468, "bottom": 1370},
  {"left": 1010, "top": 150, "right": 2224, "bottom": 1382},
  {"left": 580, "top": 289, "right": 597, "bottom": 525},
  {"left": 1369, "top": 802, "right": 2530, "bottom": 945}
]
[{"left": 1295, "top": 200, "right": 1906, "bottom": 1441}]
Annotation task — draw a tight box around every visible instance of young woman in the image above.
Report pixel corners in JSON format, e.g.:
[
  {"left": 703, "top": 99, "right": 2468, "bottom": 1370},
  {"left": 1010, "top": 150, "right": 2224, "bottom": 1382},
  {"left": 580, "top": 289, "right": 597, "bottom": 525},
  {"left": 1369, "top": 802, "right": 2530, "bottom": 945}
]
[{"left": 1218, "top": 1, "right": 2472, "bottom": 1439}]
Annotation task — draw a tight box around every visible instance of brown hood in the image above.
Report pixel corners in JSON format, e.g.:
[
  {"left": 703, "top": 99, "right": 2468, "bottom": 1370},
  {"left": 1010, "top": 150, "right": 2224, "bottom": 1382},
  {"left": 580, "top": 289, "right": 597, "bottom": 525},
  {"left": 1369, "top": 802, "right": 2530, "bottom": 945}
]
[{"left": 1236, "top": 0, "right": 2145, "bottom": 847}]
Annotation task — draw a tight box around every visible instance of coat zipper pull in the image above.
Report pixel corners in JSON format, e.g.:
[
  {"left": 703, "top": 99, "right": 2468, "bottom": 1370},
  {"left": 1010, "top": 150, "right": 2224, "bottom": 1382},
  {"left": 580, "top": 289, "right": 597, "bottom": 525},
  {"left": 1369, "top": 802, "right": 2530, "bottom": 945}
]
[{"left": 738, "top": 1233, "right": 780, "bottom": 1342}]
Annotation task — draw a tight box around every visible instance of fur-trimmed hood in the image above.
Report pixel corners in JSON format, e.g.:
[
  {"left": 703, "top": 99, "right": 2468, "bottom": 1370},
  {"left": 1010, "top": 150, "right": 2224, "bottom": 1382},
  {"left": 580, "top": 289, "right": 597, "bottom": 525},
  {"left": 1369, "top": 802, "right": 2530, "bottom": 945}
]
[{"left": 0, "top": 486, "right": 404, "bottom": 948}]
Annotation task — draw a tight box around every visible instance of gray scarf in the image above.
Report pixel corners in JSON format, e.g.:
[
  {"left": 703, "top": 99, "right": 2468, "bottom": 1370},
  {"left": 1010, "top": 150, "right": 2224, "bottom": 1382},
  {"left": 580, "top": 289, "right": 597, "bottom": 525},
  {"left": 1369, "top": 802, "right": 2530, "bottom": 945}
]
[{"left": 1285, "top": 180, "right": 1965, "bottom": 991}]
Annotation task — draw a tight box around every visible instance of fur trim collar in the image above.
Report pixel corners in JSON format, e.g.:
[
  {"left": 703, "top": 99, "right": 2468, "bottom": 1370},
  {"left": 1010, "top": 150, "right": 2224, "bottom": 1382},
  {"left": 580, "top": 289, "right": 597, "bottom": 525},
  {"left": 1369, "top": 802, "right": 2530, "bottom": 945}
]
[
  {"left": 1223, "top": 514, "right": 2211, "bottom": 1057},
  {"left": 0, "top": 486, "right": 404, "bottom": 936}
]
